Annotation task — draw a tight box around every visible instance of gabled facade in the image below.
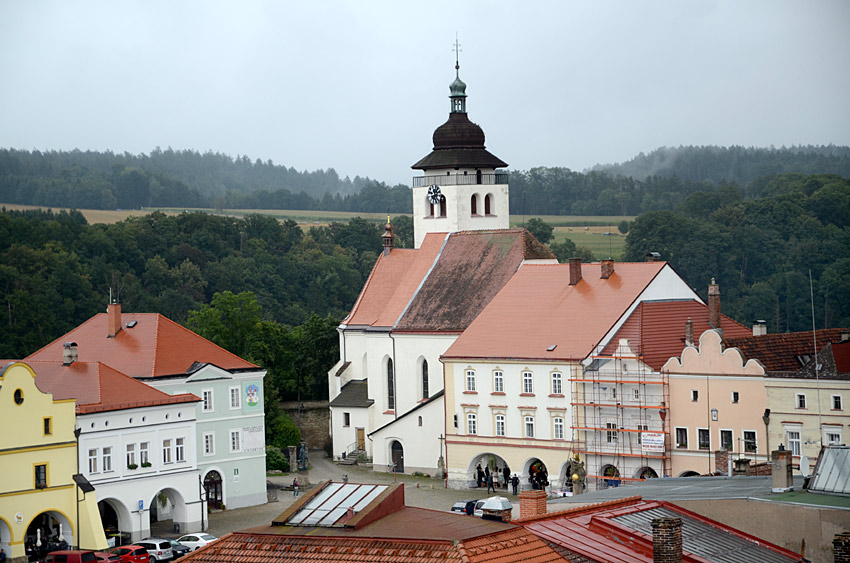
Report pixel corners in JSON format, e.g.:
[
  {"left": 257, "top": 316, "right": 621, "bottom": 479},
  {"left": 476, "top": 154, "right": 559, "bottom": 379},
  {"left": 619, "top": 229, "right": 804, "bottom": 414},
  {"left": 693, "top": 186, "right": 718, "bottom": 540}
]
[
  {"left": 0, "top": 362, "right": 106, "bottom": 559},
  {"left": 27, "top": 359, "right": 203, "bottom": 540},
  {"left": 25, "top": 304, "right": 267, "bottom": 510}
]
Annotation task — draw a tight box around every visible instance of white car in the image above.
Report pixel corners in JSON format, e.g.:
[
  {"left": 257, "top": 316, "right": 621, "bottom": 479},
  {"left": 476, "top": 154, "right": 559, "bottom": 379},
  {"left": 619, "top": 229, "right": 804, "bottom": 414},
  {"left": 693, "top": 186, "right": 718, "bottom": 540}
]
[{"left": 174, "top": 534, "right": 218, "bottom": 551}]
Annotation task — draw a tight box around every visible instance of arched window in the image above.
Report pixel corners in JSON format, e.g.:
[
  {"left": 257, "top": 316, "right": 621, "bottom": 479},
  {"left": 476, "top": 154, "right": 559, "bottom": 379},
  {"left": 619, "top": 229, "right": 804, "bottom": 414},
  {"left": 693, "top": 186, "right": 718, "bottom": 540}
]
[
  {"left": 439, "top": 195, "right": 447, "bottom": 217},
  {"left": 484, "top": 194, "right": 493, "bottom": 215},
  {"left": 429, "top": 197, "right": 435, "bottom": 217},
  {"left": 422, "top": 360, "right": 429, "bottom": 400},
  {"left": 387, "top": 358, "right": 395, "bottom": 410},
  {"left": 470, "top": 194, "right": 478, "bottom": 215},
  {"left": 476, "top": 169, "right": 482, "bottom": 184}
]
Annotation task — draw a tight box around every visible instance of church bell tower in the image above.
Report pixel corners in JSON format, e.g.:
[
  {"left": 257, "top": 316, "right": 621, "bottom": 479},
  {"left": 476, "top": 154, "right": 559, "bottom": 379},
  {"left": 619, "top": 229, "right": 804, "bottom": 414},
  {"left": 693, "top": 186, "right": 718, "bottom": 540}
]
[{"left": 410, "top": 44, "right": 510, "bottom": 248}]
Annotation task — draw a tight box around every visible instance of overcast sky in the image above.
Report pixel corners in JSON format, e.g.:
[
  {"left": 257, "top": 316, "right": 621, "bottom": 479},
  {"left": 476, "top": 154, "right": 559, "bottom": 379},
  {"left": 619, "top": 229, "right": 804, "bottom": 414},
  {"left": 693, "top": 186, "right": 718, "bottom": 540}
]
[{"left": 1, "top": 1, "right": 848, "bottom": 186}]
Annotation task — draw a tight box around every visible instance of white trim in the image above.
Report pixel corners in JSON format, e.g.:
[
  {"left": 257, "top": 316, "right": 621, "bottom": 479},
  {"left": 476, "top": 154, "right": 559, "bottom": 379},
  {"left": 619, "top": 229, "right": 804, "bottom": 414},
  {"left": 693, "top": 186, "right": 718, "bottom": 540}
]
[
  {"left": 196, "top": 413, "right": 266, "bottom": 424},
  {"left": 203, "top": 432, "right": 216, "bottom": 456},
  {"left": 229, "top": 428, "right": 242, "bottom": 453},
  {"left": 229, "top": 385, "right": 242, "bottom": 410},
  {"left": 202, "top": 388, "right": 214, "bottom": 413}
]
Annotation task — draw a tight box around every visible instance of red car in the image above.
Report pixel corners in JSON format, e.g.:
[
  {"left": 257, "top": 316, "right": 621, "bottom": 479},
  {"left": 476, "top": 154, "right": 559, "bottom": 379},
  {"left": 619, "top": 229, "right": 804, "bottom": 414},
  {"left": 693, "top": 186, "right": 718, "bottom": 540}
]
[
  {"left": 106, "top": 546, "right": 149, "bottom": 563},
  {"left": 94, "top": 553, "right": 122, "bottom": 563}
]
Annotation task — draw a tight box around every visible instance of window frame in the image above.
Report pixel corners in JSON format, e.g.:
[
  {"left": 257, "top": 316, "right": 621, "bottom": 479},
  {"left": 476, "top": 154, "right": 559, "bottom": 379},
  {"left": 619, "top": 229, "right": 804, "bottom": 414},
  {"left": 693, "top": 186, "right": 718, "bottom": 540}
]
[
  {"left": 229, "top": 385, "right": 241, "bottom": 410},
  {"left": 162, "top": 439, "right": 173, "bottom": 464},
  {"left": 230, "top": 429, "right": 242, "bottom": 453},
  {"left": 731, "top": 391, "right": 739, "bottom": 404},
  {"left": 175, "top": 437, "right": 185, "bottom": 462},
  {"left": 606, "top": 422, "right": 618, "bottom": 444},
  {"left": 386, "top": 358, "right": 395, "bottom": 411},
  {"left": 102, "top": 446, "right": 113, "bottom": 472},
  {"left": 551, "top": 372, "right": 563, "bottom": 395},
  {"left": 786, "top": 428, "right": 801, "bottom": 456},
  {"left": 465, "top": 369, "right": 476, "bottom": 392},
  {"left": 796, "top": 393, "right": 807, "bottom": 409},
  {"left": 34, "top": 463, "right": 48, "bottom": 489},
  {"left": 524, "top": 416, "right": 535, "bottom": 438},
  {"left": 691, "top": 390, "right": 699, "bottom": 402},
  {"left": 202, "top": 389, "right": 214, "bottom": 413},
  {"left": 495, "top": 414, "right": 506, "bottom": 437},
  {"left": 675, "top": 427, "right": 688, "bottom": 449},
  {"left": 43, "top": 417, "right": 52, "bottom": 436},
  {"left": 832, "top": 394, "right": 843, "bottom": 411},
  {"left": 467, "top": 413, "right": 477, "bottom": 435},
  {"left": 698, "top": 428, "right": 710, "bottom": 450},
  {"left": 522, "top": 371, "right": 534, "bottom": 394},
  {"left": 343, "top": 412, "right": 350, "bottom": 427},
  {"left": 203, "top": 432, "right": 215, "bottom": 456},
  {"left": 553, "top": 417, "right": 564, "bottom": 440},
  {"left": 139, "top": 442, "right": 150, "bottom": 465},
  {"left": 743, "top": 430, "right": 757, "bottom": 452},
  {"left": 493, "top": 370, "right": 504, "bottom": 393},
  {"left": 88, "top": 448, "right": 99, "bottom": 474},
  {"left": 720, "top": 429, "right": 733, "bottom": 451},
  {"left": 421, "top": 360, "right": 429, "bottom": 400},
  {"left": 126, "top": 443, "right": 136, "bottom": 467}
]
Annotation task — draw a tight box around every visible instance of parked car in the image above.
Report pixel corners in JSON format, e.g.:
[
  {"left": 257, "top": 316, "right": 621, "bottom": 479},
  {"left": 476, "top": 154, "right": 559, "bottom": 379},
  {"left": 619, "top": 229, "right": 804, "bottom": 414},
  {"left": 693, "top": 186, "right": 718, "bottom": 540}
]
[
  {"left": 449, "top": 500, "right": 480, "bottom": 515},
  {"left": 42, "top": 551, "right": 97, "bottom": 563},
  {"left": 93, "top": 553, "right": 122, "bottom": 563},
  {"left": 106, "top": 546, "right": 148, "bottom": 563},
  {"left": 174, "top": 534, "right": 217, "bottom": 551},
  {"left": 136, "top": 539, "right": 173, "bottom": 563},
  {"left": 167, "top": 541, "right": 190, "bottom": 560}
]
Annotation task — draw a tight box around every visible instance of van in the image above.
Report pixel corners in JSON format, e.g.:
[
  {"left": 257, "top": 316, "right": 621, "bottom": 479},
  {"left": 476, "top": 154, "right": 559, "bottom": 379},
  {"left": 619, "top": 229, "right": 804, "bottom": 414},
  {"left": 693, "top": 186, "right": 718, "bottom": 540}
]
[{"left": 42, "top": 551, "right": 97, "bottom": 563}]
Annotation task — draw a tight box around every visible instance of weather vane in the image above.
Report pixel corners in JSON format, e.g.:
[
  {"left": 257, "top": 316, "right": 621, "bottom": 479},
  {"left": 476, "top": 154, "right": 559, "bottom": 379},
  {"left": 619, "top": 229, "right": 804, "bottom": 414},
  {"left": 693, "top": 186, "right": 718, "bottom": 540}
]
[{"left": 453, "top": 33, "right": 461, "bottom": 72}]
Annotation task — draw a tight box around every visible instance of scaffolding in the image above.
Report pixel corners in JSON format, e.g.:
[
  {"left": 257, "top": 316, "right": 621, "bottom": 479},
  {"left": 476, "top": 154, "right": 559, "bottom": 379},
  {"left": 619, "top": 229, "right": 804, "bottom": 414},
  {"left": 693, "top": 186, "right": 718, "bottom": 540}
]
[{"left": 570, "top": 341, "right": 669, "bottom": 490}]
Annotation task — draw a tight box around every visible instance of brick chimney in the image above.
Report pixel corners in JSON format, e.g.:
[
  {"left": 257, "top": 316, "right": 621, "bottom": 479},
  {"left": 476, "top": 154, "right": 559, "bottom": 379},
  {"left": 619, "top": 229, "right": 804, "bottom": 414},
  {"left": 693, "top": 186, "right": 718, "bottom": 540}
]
[
  {"left": 652, "top": 517, "right": 683, "bottom": 563},
  {"left": 519, "top": 490, "right": 547, "bottom": 519},
  {"left": 62, "top": 342, "right": 78, "bottom": 365},
  {"left": 569, "top": 258, "right": 582, "bottom": 285},
  {"left": 600, "top": 259, "right": 615, "bottom": 279},
  {"left": 107, "top": 302, "right": 122, "bottom": 338},
  {"left": 707, "top": 278, "right": 721, "bottom": 329},
  {"left": 834, "top": 532, "right": 850, "bottom": 563},
  {"left": 753, "top": 320, "right": 767, "bottom": 336},
  {"left": 381, "top": 219, "right": 395, "bottom": 256},
  {"left": 685, "top": 318, "right": 694, "bottom": 347}
]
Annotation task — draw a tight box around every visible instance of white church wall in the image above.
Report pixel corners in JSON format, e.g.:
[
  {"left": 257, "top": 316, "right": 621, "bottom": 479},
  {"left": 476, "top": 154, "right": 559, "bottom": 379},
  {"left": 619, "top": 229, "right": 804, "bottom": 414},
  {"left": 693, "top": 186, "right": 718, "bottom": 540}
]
[{"left": 370, "top": 399, "right": 445, "bottom": 476}]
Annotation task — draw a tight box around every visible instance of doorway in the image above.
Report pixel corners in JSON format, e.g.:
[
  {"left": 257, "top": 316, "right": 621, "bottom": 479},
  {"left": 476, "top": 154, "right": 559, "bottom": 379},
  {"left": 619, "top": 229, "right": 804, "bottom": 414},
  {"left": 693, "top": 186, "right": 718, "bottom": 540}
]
[{"left": 390, "top": 441, "right": 404, "bottom": 473}]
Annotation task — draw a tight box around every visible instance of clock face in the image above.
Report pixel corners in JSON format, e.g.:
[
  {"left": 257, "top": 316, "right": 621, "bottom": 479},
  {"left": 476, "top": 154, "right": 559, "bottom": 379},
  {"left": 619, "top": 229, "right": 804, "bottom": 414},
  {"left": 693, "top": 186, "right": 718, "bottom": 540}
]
[{"left": 427, "top": 184, "right": 442, "bottom": 205}]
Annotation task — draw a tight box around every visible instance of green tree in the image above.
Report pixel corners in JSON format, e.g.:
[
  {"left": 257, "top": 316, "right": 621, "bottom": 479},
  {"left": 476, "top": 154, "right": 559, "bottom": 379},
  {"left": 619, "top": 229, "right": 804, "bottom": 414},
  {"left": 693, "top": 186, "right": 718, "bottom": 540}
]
[
  {"left": 186, "top": 291, "right": 263, "bottom": 358},
  {"left": 525, "top": 218, "right": 554, "bottom": 244}
]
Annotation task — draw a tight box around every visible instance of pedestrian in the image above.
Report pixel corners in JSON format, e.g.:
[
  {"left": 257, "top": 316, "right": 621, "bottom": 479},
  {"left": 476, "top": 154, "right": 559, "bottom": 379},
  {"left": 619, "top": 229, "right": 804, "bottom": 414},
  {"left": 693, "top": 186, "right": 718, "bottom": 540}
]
[
  {"left": 1, "top": 547, "right": 7, "bottom": 563},
  {"left": 292, "top": 477, "right": 299, "bottom": 497},
  {"left": 58, "top": 536, "right": 68, "bottom": 550},
  {"left": 511, "top": 474, "right": 519, "bottom": 496},
  {"left": 476, "top": 463, "right": 483, "bottom": 488},
  {"left": 487, "top": 472, "right": 496, "bottom": 493},
  {"left": 503, "top": 465, "right": 510, "bottom": 488}
]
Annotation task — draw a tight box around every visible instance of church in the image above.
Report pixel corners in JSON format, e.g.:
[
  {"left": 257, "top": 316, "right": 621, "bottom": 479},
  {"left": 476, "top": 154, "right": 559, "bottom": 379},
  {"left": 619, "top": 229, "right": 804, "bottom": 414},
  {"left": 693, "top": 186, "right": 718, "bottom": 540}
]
[{"left": 327, "top": 58, "right": 721, "bottom": 489}]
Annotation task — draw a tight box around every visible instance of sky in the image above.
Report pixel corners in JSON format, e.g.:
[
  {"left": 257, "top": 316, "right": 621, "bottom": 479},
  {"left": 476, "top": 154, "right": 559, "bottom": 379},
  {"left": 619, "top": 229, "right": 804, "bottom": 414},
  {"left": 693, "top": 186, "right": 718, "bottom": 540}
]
[{"left": 1, "top": 1, "right": 849, "bottom": 187}]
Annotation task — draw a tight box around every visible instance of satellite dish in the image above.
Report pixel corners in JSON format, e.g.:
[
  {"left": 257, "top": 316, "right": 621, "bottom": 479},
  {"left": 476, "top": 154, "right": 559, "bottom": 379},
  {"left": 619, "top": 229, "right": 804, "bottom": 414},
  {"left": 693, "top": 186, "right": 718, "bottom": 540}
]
[{"left": 799, "top": 455, "right": 810, "bottom": 478}]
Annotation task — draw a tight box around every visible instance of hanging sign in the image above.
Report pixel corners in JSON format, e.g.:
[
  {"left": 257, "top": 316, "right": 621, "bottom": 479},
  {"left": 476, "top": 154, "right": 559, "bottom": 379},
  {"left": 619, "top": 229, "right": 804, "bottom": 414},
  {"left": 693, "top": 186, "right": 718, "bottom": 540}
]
[{"left": 641, "top": 432, "right": 665, "bottom": 453}]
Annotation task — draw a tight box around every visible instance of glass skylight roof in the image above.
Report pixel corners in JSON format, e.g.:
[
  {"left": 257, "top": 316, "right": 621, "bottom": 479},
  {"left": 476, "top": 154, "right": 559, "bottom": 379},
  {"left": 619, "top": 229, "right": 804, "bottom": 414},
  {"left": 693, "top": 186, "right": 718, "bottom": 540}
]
[{"left": 287, "top": 483, "right": 389, "bottom": 527}]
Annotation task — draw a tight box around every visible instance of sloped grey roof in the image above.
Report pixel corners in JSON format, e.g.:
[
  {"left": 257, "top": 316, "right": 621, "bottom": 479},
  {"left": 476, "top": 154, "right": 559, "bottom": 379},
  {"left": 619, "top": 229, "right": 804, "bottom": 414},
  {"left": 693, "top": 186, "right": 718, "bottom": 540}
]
[{"left": 329, "top": 380, "right": 373, "bottom": 408}]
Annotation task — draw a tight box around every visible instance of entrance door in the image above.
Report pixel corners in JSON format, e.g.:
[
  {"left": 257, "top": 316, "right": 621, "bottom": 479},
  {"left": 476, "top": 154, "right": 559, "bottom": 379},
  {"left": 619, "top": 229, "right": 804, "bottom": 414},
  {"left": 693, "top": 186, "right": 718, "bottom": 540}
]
[
  {"left": 391, "top": 441, "right": 404, "bottom": 473},
  {"left": 204, "top": 471, "right": 223, "bottom": 510},
  {"left": 356, "top": 428, "right": 365, "bottom": 450}
]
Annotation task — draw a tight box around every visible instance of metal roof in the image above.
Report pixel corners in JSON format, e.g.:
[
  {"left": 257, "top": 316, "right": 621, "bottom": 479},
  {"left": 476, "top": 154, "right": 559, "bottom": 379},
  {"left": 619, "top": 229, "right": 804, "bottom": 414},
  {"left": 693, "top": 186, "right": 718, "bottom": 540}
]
[
  {"left": 286, "top": 483, "right": 388, "bottom": 527},
  {"left": 808, "top": 446, "right": 850, "bottom": 497}
]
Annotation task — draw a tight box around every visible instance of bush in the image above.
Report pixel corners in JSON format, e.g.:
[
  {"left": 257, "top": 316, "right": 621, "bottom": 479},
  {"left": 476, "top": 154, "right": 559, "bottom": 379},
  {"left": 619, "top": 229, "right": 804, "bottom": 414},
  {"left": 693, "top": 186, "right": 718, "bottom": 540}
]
[{"left": 266, "top": 445, "right": 290, "bottom": 472}]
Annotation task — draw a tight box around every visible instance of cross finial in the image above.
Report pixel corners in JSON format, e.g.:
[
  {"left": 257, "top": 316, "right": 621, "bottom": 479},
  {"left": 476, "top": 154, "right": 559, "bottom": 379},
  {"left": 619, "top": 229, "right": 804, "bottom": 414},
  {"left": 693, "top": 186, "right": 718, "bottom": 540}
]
[{"left": 453, "top": 34, "right": 461, "bottom": 73}]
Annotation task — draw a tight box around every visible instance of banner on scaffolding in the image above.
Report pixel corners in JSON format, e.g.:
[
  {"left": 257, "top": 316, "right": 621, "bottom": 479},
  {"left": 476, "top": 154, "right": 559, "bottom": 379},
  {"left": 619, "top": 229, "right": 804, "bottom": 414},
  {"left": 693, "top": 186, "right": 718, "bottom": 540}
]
[{"left": 641, "top": 432, "right": 665, "bottom": 453}]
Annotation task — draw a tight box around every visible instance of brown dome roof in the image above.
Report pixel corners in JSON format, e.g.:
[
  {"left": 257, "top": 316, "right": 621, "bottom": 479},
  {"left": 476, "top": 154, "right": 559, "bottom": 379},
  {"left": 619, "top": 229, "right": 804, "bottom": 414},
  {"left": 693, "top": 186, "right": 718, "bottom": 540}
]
[{"left": 433, "top": 113, "right": 486, "bottom": 149}]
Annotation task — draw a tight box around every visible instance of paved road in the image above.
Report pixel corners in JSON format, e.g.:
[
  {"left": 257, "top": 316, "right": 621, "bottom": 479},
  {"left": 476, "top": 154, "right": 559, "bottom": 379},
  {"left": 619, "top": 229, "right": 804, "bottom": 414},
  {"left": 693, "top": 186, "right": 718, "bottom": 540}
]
[{"left": 196, "top": 451, "right": 518, "bottom": 538}]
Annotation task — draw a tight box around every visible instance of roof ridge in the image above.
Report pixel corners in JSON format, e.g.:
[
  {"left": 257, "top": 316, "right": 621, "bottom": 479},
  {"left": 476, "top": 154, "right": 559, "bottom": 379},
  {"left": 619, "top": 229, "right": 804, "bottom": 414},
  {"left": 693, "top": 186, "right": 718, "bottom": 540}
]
[
  {"left": 513, "top": 495, "right": 644, "bottom": 523},
  {"left": 24, "top": 311, "right": 103, "bottom": 360}
]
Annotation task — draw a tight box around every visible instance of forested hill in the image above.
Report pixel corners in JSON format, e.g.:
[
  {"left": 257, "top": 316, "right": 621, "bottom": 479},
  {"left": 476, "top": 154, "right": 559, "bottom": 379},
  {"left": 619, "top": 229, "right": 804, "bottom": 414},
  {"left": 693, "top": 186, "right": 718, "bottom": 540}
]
[{"left": 592, "top": 145, "right": 850, "bottom": 184}]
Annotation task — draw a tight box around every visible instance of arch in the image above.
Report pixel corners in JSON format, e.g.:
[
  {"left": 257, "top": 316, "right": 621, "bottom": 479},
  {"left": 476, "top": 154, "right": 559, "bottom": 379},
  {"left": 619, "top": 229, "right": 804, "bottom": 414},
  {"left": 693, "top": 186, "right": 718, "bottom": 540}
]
[
  {"left": 599, "top": 464, "right": 621, "bottom": 489},
  {"left": 678, "top": 470, "right": 700, "bottom": 477},
  {"left": 148, "top": 487, "right": 187, "bottom": 526},
  {"left": 523, "top": 458, "right": 550, "bottom": 490},
  {"left": 470, "top": 194, "right": 478, "bottom": 215},
  {"left": 428, "top": 196, "right": 435, "bottom": 217},
  {"left": 386, "top": 357, "right": 395, "bottom": 410},
  {"left": 468, "top": 452, "right": 512, "bottom": 490},
  {"left": 25, "top": 510, "right": 73, "bottom": 554},
  {"left": 97, "top": 498, "right": 133, "bottom": 542},
  {"left": 439, "top": 195, "right": 447, "bottom": 217},
  {"left": 0, "top": 516, "right": 12, "bottom": 558},
  {"left": 390, "top": 440, "right": 404, "bottom": 473},
  {"left": 484, "top": 194, "right": 493, "bottom": 215},
  {"left": 203, "top": 469, "right": 224, "bottom": 510},
  {"left": 635, "top": 466, "right": 658, "bottom": 480}
]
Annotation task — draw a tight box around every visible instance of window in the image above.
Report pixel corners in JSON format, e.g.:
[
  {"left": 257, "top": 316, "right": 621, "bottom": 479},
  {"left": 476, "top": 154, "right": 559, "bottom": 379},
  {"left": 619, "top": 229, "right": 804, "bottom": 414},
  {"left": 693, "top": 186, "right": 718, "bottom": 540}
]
[
  {"left": 43, "top": 417, "right": 52, "bottom": 435},
  {"left": 484, "top": 194, "right": 492, "bottom": 215},
  {"left": 826, "top": 431, "right": 842, "bottom": 445},
  {"left": 162, "top": 439, "right": 173, "bottom": 464},
  {"left": 553, "top": 417, "right": 564, "bottom": 440},
  {"left": 126, "top": 443, "right": 136, "bottom": 466},
  {"left": 203, "top": 433, "right": 215, "bottom": 456},
  {"left": 467, "top": 413, "right": 477, "bottom": 435},
  {"left": 470, "top": 194, "right": 478, "bottom": 215},
  {"left": 691, "top": 390, "right": 699, "bottom": 402},
  {"left": 230, "top": 430, "right": 241, "bottom": 453},
  {"left": 466, "top": 370, "right": 476, "bottom": 392},
  {"left": 833, "top": 395, "right": 843, "bottom": 410},
  {"left": 230, "top": 386, "right": 241, "bottom": 409},
  {"left": 633, "top": 388, "right": 640, "bottom": 401},
  {"left": 522, "top": 371, "right": 534, "bottom": 394},
  {"left": 495, "top": 414, "right": 505, "bottom": 436},
  {"left": 493, "top": 370, "right": 504, "bottom": 393},
  {"left": 796, "top": 393, "right": 807, "bottom": 409},
  {"left": 787, "top": 430, "right": 801, "bottom": 456},
  {"left": 202, "top": 389, "right": 214, "bottom": 412},
  {"left": 524, "top": 416, "right": 535, "bottom": 438},
  {"left": 88, "top": 449, "right": 98, "bottom": 473},
  {"left": 551, "top": 372, "right": 562, "bottom": 395},
  {"left": 176, "top": 438, "right": 185, "bottom": 462},
  {"left": 422, "top": 360, "right": 429, "bottom": 399},
  {"left": 698, "top": 428, "right": 710, "bottom": 450},
  {"left": 606, "top": 423, "right": 618, "bottom": 444},
  {"left": 102, "top": 446, "right": 113, "bottom": 472},
  {"left": 721, "top": 429, "right": 733, "bottom": 451},
  {"left": 611, "top": 386, "right": 617, "bottom": 400},
  {"left": 732, "top": 391, "right": 739, "bottom": 403},
  {"left": 140, "top": 442, "right": 150, "bottom": 465},
  {"left": 637, "top": 424, "right": 648, "bottom": 444},
  {"left": 418, "top": 416, "right": 422, "bottom": 427},
  {"left": 387, "top": 358, "right": 395, "bottom": 410},
  {"left": 14, "top": 388, "right": 24, "bottom": 405},
  {"left": 675, "top": 427, "right": 688, "bottom": 449},
  {"left": 35, "top": 464, "right": 47, "bottom": 489},
  {"left": 743, "top": 431, "right": 757, "bottom": 452},
  {"left": 343, "top": 412, "right": 350, "bottom": 427}
]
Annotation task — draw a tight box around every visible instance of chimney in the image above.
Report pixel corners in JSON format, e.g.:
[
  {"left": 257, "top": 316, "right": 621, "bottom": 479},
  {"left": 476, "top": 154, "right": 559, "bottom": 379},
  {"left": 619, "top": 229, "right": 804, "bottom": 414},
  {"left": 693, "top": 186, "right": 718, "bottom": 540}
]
[
  {"left": 646, "top": 251, "right": 661, "bottom": 262},
  {"left": 834, "top": 532, "right": 850, "bottom": 563},
  {"left": 107, "top": 302, "right": 122, "bottom": 338},
  {"left": 707, "top": 278, "right": 721, "bottom": 329},
  {"left": 841, "top": 331, "right": 850, "bottom": 342},
  {"left": 753, "top": 320, "right": 767, "bottom": 336},
  {"left": 519, "top": 490, "right": 547, "bottom": 519},
  {"left": 685, "top": 318, "right": 694, "bottom": 347},
  {"left": 600, "top": 259, "right": 615, "bottom": 279},
  {"left": 381, "top": 219, "right": 395, "bottom": 256},
  {"left": 62, "top": 342, "right": 78, "bottom": 365},
  {"left": 652, "top": 517, "right": 683, "bottom": 563},
  {"left": 569, "top": 258, "right": 582, "bottom": 285}
]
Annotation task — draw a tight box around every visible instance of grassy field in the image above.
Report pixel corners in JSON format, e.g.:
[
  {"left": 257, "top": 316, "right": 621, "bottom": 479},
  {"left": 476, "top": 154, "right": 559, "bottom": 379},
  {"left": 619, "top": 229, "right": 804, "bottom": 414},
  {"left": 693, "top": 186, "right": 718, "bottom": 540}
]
[{"left": 1, "top": 203, "right": 630, "bottom": 257}]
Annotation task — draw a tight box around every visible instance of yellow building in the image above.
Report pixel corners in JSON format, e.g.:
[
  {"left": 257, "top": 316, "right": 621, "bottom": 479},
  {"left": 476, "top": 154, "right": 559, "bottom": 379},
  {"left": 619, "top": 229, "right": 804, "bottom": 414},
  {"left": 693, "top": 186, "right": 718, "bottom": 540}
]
[{"left": 0, "top": 362, "right": 106, "bottom": 561}]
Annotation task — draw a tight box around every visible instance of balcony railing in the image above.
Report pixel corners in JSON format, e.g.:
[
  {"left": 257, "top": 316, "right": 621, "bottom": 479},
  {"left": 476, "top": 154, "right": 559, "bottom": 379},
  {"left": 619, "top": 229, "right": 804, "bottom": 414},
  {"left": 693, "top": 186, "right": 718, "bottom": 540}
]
[{"left": 412, "top": 173, "right": 509, "bottom": 187}]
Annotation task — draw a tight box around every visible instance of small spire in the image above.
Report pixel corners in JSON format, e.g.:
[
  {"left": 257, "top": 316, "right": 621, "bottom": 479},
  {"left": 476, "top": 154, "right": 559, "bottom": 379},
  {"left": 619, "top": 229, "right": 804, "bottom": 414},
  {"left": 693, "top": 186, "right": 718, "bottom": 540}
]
[{"left": 453, "top": 33, "right": 461, "bottom": 74}]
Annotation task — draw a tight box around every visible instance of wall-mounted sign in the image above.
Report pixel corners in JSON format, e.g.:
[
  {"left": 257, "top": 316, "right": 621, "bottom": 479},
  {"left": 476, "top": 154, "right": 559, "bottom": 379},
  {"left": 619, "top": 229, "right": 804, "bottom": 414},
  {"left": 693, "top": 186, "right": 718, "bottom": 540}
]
[
  {"left": 711, "top": 408, "right": 719, "bottom": 421},
  {"left": 245, "top": 384, "right": 260, "bottom": 407},
  {"left": 641, "top": 433, "right": 665, "bottom": 453}
]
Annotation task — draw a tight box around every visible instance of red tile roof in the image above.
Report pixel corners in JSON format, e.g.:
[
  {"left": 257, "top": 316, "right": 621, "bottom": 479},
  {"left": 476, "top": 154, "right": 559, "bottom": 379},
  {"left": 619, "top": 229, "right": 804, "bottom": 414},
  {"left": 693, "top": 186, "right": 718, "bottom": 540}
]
[
  {"left": 25, "top": 312, "right": 257, "bottom": 378},
  {"left": 601, "top": 300, "right": 752, "bottom": 371},
  {"left": 443, "top": 262, "right": 666, "bottom": 362},
  {"left": 725, "top": 328, "right": 849, "bottom": 373},
  {"left": 26, "top": 360, "right": 199, "bottom": 414}
]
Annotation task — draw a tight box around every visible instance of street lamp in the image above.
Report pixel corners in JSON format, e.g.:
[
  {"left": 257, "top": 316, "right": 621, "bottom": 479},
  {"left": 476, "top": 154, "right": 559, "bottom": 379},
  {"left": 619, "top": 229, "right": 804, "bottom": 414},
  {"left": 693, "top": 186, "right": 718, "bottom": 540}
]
[
  {"left": 762, "top": 409, "right": 771, "bottom": 465},
  {"left": 659, "top": 403, "right": 667, "bottom": 478}
]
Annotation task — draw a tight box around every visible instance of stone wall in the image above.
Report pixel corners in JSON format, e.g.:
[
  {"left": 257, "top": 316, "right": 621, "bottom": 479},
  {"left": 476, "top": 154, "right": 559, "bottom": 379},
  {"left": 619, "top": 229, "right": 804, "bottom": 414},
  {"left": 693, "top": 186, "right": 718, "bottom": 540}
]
[{"left": 280, "top": 400, "right": 330, "bottom": 451}]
